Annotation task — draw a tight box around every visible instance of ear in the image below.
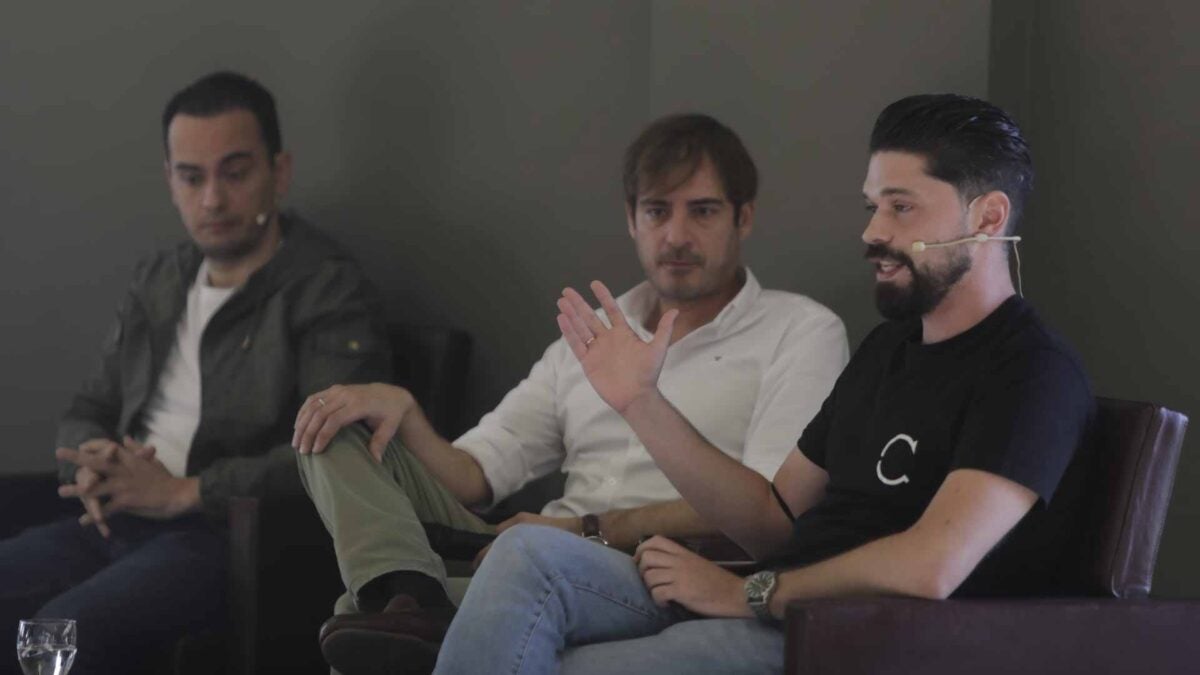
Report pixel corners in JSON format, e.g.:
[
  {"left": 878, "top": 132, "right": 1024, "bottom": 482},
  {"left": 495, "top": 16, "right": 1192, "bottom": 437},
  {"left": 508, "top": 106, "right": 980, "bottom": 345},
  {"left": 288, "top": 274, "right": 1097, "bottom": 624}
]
[
  {"left": 735, "top": 202, "right": 755, "bottom": 241},
  {"left": 271, "top": 150, "right": 294, "bottom": 202},
  {"left": 626, "top": 203, "right": 637, "bottom": 239},
  {"left": 974, "top": 191, "right": 1010, "bottom": 237}
]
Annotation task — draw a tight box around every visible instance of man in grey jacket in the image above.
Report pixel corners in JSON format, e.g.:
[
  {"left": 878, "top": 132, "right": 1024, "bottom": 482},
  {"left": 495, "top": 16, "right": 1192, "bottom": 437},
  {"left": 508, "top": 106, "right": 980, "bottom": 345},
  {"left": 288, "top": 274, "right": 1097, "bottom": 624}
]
[{"left": 0, "top": 71, "right": 391, "bottom": 675}]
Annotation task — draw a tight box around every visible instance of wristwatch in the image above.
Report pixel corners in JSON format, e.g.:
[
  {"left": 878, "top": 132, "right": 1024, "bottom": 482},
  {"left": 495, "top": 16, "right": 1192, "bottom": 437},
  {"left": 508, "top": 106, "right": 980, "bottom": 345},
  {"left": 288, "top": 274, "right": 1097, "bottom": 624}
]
[
  {"left": 743, "top": 570, "right": 778, "bottom": 623},
  {"left": 581, "top": 514, "right": 609, "bottom": 547}
]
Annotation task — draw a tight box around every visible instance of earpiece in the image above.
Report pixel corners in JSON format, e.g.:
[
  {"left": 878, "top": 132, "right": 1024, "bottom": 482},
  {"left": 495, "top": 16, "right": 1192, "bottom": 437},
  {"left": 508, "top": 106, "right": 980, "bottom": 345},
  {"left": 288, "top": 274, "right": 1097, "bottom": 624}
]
[
  {"left": 911, "top": 233, "right": 1021, "bottom": 253},
  {"left": 255, "top": 212, "right": 270, "bottom": 226}
]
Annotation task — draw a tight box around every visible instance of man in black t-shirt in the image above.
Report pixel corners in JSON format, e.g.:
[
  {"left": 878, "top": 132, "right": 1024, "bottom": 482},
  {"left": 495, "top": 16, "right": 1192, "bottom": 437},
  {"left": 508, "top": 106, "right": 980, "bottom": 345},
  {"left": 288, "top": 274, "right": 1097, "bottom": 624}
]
[{"left": 432, "top": 95, "right": 1093, "bottom": 674}]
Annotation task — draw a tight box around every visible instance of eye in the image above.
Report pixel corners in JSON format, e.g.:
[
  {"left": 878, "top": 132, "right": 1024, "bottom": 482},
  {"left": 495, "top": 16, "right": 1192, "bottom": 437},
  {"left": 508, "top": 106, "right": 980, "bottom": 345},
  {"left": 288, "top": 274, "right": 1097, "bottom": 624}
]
[
  {"left": 864, "top": 203, "right": 878, "bottom": 214},
  {"left": 693, "top": 205, "right": 719, "bottom": 218},
  {"left": 223, "top": 167, "right": 250, "bottom": 182},
  {"left": 643, "top": 206, "right": 667, "bottom": 219},
  {"left": 178, "top": 172, "right": 203, "bottom": 187},
  {"left": 892, "top": 202, "right": 913, "bottom": 214}
]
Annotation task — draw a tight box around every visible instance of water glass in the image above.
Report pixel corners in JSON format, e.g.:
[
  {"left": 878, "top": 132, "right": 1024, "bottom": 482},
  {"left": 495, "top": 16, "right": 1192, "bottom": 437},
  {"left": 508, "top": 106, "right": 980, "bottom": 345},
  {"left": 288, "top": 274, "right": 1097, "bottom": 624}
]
[{"left": 15, "top": 619, "right": 76, "bottom": 675}]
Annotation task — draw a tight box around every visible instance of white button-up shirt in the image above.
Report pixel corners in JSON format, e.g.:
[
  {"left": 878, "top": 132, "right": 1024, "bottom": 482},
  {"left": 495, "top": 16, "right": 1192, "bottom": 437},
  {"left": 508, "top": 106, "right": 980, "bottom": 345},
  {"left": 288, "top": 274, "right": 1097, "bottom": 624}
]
[{"left": 456, "top": 270, "right": 849, "bottom": 518}]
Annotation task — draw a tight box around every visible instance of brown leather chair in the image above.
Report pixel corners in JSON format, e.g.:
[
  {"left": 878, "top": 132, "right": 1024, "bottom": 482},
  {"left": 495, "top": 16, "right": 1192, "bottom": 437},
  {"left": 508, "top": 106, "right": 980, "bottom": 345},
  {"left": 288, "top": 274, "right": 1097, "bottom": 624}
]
[{"left": 783, "top": 397, "right": 1194, "bottom": 675}]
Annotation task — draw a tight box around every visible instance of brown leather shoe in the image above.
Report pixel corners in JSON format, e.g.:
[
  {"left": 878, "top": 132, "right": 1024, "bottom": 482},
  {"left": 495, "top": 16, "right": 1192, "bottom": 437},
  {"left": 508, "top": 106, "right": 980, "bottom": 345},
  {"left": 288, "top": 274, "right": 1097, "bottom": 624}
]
[{"left": 319, "top": 594, "right": 456, "bottom": 675}]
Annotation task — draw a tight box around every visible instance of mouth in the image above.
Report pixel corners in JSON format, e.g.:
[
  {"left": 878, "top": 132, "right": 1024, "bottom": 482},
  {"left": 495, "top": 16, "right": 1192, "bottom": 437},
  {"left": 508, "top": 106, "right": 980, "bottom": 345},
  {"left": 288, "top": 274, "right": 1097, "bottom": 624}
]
[
  {"left": 659, "top": 260, "right": 700, "bottom": 273},
  {"left": 872, "top": 259, "right": 907, "bottom": 282}
]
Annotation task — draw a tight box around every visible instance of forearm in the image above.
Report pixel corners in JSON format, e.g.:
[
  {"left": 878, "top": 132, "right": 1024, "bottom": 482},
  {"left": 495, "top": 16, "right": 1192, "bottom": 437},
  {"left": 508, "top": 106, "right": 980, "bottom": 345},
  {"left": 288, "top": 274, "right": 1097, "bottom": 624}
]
[
  {"left": 398, "top": 403, "right": 493, "bottom": 508},
  {"left": 766, "top": 530, "right": 953, "bottom": 619},
  {"left": 622, "top": 390, "right": 794, "bottom": 558},
  {"left": 599, "top": 498, "right": 714, "bottom": 551}
]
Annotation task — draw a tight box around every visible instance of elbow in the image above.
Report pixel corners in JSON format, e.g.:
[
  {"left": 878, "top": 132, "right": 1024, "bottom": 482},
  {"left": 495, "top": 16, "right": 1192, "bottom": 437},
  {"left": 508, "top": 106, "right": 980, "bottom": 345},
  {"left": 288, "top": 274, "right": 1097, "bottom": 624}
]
[{"left": 907, "top": 560, "right": 968, "bottom": 600}]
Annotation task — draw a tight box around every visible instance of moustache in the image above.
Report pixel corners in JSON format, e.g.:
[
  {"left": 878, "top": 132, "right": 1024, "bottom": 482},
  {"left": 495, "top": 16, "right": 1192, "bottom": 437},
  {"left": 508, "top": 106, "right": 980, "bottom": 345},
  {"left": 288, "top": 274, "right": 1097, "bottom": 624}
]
[
  {"left": 657, "top": 249, "right": 704, "bottom": 266},
  {"left": 864, "top": 243, "right": 914, "bottom": 269}
]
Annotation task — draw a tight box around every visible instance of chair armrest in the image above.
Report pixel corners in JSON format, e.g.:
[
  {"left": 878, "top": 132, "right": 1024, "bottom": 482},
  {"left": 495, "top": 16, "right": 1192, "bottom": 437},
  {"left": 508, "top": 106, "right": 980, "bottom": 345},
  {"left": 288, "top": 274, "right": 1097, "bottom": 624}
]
[{"left": 784, "top": 596, "right": 1200, "bottom": 675}]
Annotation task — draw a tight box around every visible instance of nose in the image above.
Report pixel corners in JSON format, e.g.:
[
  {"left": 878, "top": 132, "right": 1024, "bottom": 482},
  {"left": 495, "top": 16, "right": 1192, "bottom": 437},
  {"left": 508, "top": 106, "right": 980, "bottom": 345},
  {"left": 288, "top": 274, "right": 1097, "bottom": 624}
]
[
  {"left": 663, "top": 211, "right": 692, "bottom": 248},
  {"left": 200, "top": 178, "right": 226, "bottom": 211},
  {"left": 861, "top": 210, "right": 890, "bottom": 246}
]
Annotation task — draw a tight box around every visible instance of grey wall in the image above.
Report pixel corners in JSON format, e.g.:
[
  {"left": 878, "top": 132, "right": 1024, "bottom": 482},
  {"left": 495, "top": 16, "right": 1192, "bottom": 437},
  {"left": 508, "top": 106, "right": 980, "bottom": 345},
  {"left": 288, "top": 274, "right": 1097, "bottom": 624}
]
[
  {"left": 989, "top": 0, "right": 1199, "bottom": 597},
  {"left": 1, "top": 0, "right": 991, "bottom": 476}
]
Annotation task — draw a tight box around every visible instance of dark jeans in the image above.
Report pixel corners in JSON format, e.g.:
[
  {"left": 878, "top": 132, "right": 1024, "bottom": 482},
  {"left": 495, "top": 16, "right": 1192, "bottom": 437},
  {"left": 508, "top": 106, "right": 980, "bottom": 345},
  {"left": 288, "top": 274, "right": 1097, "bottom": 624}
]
[{"left": 0, "top": 513, "right": 227, "bottom": 675}]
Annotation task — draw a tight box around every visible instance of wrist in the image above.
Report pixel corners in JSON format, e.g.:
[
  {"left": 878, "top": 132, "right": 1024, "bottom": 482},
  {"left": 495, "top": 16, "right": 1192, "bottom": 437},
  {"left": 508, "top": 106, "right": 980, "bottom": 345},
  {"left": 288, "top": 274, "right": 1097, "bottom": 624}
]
[
  {"left": 171, "top": 477, "right": 202, "bottom": 516},
  {"left": 620, "top": 386, "right": 667, "bottom": 422}
]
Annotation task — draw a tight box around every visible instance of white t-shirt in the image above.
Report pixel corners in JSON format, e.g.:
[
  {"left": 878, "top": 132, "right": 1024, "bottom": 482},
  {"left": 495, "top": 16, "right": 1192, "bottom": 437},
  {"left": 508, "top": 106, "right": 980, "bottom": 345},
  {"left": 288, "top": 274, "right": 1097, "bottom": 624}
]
[
  {"left": 455, "top": 269, "right": 850, "bottom": 517},
  {"left": 139, "top": 261, "right": 237, "bottom": 477}
]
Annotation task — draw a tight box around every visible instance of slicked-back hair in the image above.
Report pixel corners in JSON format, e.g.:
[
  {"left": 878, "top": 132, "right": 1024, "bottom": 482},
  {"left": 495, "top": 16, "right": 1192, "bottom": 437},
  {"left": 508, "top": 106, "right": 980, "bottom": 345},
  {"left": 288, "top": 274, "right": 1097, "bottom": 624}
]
[
  {"left": 623, "top": 113, "right": 758, "bottom": 223},
  {"left": 870, "top": 94, "right": 1033, "bottom": 233},
  {"left": 161, "top": 71, "right": 281, "bottom": 158}
]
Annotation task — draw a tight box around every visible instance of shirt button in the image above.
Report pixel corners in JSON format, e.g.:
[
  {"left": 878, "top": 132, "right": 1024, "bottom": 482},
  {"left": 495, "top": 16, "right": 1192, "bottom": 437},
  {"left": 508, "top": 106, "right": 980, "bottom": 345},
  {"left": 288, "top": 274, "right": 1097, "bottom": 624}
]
[{"left": 605, "top": 477, "right": 617, "bottom": 486}]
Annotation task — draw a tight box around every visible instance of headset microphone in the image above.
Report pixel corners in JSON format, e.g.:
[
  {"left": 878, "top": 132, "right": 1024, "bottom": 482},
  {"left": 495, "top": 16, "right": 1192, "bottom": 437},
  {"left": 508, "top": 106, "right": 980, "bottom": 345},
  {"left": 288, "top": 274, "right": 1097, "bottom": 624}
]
[
  {"left": 909, "top": 233, "right": 1025, "bottom": 298},
  {"left": 910, "top": 233, "right": 1021, "bottom": 253}
]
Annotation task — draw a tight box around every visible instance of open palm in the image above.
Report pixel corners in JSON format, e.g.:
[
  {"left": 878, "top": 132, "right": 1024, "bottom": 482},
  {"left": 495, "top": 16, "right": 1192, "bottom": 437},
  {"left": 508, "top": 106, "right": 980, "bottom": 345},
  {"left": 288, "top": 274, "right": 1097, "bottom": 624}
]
[{"left": 556, "top": 281, "right": 677, "bottom": 414}]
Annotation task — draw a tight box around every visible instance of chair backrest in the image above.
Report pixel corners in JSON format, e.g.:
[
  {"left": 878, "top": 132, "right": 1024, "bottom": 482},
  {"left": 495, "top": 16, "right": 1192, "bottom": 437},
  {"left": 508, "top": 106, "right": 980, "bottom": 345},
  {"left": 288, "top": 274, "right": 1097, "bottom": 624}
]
[
  {"left": 1077, "top": 397, "right": 1187, "bottom": 599},
  {"left": 389, "top": 324, "right": 472, "bottom": 438}
]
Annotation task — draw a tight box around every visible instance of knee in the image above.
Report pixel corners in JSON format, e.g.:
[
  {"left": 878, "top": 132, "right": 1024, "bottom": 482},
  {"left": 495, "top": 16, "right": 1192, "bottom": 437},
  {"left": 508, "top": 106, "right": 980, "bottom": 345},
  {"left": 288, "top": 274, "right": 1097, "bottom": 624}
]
[
  {"left": 483, "top": 524, "right": 579, "bottom": 580},
  {"left": 297, "top": 425, "right": 374, "bottom": 473}
]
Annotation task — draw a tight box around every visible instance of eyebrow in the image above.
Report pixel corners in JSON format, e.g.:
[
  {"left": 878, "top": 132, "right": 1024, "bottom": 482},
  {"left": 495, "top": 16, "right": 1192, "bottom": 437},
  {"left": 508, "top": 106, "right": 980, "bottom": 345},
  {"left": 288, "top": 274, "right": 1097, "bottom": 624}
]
[
  {"left": 870, "top": 187, "right": 917, "bottom": 198},
  {"left": 172, "top": 150, "right": 255, "bottom": 172},
  {"left": 637, "top": 197, "right": 728, "bottom": 207}
]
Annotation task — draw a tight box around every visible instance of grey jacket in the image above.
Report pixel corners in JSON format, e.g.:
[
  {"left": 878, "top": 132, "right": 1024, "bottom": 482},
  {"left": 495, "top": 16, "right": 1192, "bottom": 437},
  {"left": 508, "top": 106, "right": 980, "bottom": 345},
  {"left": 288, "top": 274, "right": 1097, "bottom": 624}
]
[{"left": 56, "top": 213, "right": 392, "bottom": 518}]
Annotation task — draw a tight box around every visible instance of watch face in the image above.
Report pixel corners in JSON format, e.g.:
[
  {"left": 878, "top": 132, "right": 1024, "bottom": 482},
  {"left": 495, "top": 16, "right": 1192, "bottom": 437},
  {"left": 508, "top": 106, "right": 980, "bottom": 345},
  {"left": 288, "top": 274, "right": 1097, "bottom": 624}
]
[{"left": 746, "top": 571, "right": 775, "bottom": 602}]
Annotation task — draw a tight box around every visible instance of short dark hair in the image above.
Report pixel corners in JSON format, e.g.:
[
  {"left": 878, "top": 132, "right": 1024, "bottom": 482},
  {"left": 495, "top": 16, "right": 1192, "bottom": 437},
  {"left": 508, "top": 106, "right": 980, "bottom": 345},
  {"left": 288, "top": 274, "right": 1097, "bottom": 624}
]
[
  {"left": 161, "top": 71, "right": 282, "bottom": 157},
  {"left": 622, "top": 113, "right": 758, "bottom": 221},
  {"left": 870, "top": 94, "right": 1033, "bottom": 233}
]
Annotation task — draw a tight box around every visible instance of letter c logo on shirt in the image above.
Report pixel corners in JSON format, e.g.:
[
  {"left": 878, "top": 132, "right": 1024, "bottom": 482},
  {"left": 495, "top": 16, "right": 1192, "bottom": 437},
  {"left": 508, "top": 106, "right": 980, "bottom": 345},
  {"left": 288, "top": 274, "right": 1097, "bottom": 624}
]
[{"left": 876, "top": 433, "right": 918, "bottom": 486}]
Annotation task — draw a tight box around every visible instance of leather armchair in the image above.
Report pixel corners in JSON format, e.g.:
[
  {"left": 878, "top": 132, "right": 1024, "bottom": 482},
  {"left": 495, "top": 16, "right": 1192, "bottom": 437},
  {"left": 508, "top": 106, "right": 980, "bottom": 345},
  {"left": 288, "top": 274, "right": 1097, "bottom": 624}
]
[{"left": 783, "top": 397, "right": 1193, "bottom": 675}]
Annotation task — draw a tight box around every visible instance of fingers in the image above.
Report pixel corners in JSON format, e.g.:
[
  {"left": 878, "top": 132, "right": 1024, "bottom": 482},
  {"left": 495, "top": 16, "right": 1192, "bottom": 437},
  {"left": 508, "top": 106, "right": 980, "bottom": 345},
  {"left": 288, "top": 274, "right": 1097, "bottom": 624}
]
[
  {"left": 652, "top": 308, "right": 679, "bottom": 347},
  {"left": 79, "top": 498, "right": 111, "bottom": 538},
  {"left": 494, "top": 513, "right": 527, "bottom": 534},
  {"left": 557, "top": 314, "right": 589, "bottom": 361},
  {"left": 58, "top": 447, "right": 114, "bottom": 475},
  {"left": 123, "top": 436, "right": 157, "bottom": 460},
  {"left": 557, "top": 296, "right": 595, "bottom": 345},
  {"left": 292, "top": 388, "right": 335, "bottom": 449},
  {"left": 294, "top": 387, "right": 350, "bottom": 454},
  {"left": 561, "top": 287, "right": 607, "bottom": 335},
  {"left": 590, "top": 281, "right": 629, "bottom": 330},
  {"left": 367, "top": 419, "right": 400, "bottom": 464}
]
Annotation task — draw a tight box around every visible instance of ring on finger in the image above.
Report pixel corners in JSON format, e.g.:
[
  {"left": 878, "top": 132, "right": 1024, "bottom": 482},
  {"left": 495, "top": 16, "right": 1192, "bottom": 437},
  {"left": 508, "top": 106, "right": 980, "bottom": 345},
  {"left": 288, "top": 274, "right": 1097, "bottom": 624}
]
[
  {"left": 318, "top": 397, "right": 327, "bottom": 407},
  {"left": 584, "top": 337, "right": 596, "bottom": 347}
]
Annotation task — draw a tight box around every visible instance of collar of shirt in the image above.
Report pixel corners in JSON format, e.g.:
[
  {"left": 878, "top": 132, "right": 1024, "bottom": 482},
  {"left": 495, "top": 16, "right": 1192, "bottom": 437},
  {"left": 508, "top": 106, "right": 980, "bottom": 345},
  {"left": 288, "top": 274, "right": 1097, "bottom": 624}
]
[{"left": 618, "top": 267, "right": 762, "bottom": 343}]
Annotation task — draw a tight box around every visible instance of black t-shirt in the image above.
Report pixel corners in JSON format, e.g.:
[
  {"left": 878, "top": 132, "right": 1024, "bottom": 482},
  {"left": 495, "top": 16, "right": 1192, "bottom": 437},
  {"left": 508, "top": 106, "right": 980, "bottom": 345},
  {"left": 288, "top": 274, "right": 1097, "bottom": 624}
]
[{"left": 779, "top": 296, "right": 1094, "bottom": 596}]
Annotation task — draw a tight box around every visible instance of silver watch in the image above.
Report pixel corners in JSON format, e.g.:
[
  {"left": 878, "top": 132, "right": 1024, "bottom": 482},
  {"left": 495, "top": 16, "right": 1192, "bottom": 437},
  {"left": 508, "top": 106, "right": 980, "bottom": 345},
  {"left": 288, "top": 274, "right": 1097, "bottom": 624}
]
[{"left": 743, "top": 570, "right": 778, "bottom": 623}]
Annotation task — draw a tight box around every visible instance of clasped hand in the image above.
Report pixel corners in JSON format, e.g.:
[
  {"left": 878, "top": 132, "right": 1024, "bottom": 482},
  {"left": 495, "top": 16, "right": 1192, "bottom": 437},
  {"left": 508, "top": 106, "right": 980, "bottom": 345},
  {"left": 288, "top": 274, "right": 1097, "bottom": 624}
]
[{"left": 56, "top": 437, "right": 197, "bottom": 537}]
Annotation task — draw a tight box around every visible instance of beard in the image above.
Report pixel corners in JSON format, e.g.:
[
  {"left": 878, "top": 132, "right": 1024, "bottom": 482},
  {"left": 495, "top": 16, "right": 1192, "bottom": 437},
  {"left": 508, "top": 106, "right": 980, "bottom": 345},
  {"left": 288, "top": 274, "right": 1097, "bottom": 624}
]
[
  {"left": 197, "top": 216, "right": 271, "bottom": 262},
  {"left": 866, "top": 242, "right": 972, "bottom": 321}
]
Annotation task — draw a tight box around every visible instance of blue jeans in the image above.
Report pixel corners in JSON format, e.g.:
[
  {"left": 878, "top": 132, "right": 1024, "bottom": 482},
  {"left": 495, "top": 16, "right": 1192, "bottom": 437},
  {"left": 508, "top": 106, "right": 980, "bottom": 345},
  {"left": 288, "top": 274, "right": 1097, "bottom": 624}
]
[
  {"left": 434, "top": 525, "right": 783, "bottom": 675},
  {"left": 0, "top": 514, "right": 227, "bottom": 675}
]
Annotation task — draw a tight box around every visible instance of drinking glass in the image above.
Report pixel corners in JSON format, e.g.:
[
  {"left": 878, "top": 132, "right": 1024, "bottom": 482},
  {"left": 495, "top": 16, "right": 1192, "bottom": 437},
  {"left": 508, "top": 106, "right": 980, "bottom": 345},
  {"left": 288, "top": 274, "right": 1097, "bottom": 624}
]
[{"left": 15, "top": 619, "right": 76, "bottom": 675}]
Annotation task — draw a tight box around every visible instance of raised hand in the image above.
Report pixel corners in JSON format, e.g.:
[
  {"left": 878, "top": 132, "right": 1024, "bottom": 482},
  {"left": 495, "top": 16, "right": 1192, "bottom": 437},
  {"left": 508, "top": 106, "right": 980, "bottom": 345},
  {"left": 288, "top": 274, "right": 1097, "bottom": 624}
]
[
  {"left": 292, "top": 383, "right": 417, "bottom": 461},
  {"left": 556, "top": 281, "right": 677, "bottom": 415}
]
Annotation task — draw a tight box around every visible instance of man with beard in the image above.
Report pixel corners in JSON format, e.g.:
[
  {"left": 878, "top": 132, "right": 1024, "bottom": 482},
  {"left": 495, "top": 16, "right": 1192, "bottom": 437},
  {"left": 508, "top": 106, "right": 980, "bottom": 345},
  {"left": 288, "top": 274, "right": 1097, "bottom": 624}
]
[
  {"left": 289, "top": 113, "right": 848, "bottom": 671},
  {"left": 433, "top": 94, "right": 1095, "bottom": 675},
  {"left": 0, "top": 71, "right": 391, "bottom": 674}
]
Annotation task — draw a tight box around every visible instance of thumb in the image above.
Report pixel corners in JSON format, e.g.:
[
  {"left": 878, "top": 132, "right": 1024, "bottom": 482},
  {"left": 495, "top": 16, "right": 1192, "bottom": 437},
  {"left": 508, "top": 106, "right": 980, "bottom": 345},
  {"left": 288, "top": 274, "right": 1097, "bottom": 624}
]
[
  {"left": 652, "top": 308, "right": 678, "bottom": 347},
  {"left": 367, "top": 420, "right": 399, "bottom": 463}
]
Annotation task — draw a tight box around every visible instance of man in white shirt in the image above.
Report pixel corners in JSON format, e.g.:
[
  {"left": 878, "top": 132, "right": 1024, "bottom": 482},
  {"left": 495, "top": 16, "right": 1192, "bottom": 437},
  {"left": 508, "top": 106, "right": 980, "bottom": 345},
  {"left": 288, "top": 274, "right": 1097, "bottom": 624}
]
[{"left": 291, "top": 113, "right": 848, "bottom": 671}]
